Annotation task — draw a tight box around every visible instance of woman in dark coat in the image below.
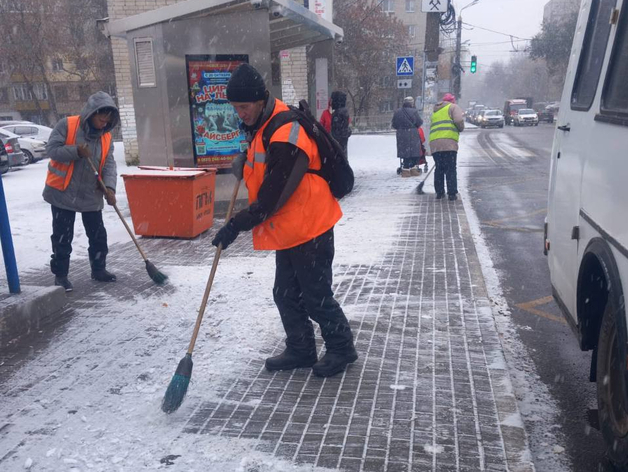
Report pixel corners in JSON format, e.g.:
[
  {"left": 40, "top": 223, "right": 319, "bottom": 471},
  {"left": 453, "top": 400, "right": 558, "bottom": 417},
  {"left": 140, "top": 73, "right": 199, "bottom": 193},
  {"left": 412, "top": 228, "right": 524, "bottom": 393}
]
[{"left": 391, "top": 96, "right": 423, "bottom": 177}]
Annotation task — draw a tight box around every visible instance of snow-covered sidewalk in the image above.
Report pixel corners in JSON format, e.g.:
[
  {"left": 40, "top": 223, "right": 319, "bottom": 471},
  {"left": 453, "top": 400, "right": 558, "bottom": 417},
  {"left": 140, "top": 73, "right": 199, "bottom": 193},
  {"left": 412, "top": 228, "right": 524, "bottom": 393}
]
[{"left": 0, "top": 136, "right": 533, "bottom": 471}]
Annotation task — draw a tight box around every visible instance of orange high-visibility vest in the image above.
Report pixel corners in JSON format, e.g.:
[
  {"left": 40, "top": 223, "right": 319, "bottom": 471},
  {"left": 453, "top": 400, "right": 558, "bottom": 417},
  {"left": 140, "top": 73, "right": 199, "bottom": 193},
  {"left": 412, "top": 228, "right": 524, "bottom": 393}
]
[
  {"left": 243, "top": 99, "right": 342, "bottom": 250},
  {"left": 45, "top": 115, "right": 111, "bottom": 191}
]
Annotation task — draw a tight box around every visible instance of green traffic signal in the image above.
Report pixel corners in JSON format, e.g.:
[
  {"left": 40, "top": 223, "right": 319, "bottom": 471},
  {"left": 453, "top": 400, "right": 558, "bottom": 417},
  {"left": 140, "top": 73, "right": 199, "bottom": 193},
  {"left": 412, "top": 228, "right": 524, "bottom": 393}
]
[{"left": 470, "top": 55, "right": 477, "bottom": 74}]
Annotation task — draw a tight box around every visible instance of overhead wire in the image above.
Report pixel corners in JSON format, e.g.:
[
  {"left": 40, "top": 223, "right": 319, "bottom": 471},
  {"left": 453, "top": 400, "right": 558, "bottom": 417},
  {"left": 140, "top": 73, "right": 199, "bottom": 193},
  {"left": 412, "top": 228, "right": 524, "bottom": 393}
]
[{"left": 439, "top": 2, "right": 457, "bottom": 34}]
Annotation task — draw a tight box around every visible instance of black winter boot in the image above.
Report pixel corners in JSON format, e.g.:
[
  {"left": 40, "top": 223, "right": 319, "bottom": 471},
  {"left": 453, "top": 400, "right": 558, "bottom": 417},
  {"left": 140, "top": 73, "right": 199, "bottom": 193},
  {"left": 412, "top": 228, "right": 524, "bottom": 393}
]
[
  {"left": 265, "top": 348, "right": 317, "bottom": 372},
  {"left": 312, "top": 348, "right": 358, "bottom": 378},
  {"left": 91, "top": 269, "right": 117, "bottom": 282},
  {"left": 54, "top": 276, "right": 73, "bottom": 292}
]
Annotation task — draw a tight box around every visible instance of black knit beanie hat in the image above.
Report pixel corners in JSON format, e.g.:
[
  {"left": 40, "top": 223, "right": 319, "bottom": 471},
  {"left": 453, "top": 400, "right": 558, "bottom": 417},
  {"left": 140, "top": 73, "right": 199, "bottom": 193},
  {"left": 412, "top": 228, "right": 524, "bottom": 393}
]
[{"left": 227, "top": 64, "right": 267, "bottom": 102}]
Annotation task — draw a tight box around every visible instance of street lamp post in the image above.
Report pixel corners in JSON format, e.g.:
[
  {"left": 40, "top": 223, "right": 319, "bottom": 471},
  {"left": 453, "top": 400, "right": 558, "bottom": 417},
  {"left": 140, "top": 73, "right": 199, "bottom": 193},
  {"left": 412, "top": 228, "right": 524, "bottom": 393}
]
[{"left": 453, "top": 0, "right": 479, "bottom": 101}]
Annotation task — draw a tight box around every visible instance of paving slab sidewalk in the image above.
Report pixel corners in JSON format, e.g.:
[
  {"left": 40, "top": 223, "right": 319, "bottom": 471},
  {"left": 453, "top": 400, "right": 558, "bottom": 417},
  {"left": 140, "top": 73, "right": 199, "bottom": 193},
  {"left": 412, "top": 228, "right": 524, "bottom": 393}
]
[{"left": 0, "top": 160, "right": 533, "bottom": 471}]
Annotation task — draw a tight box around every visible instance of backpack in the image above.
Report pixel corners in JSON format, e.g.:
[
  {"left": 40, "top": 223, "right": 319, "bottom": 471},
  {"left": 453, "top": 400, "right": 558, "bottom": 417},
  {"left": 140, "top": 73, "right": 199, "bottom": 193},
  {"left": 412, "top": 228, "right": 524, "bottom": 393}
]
[{"left": 261, "top": 99, "right": 354, "bottom": 199}]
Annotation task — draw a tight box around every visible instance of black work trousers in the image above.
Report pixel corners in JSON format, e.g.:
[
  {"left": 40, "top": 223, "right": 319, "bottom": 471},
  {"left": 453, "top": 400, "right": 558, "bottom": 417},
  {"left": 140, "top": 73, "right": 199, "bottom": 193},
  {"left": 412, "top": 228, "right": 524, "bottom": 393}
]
[
  {"left": 273, "top": 227, "right": 354, "bottom": 357},
  {"left": 50, "top": 205, "right": 108, "bottom": 276},
  {"left": 433, "top": 151, "right": 458, "bottom": 196}
]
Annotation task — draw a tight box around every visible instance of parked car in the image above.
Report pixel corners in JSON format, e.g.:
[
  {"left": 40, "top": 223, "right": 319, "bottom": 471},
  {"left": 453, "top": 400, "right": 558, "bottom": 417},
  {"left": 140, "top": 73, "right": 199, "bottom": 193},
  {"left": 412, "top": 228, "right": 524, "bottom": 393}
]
[
  {"left": 1, "top": 123, "right": 53, "bottom": 143},
  {"left": 0, "top": 128, "right": 46, "bottom": 164},
  {"left": 478, "top": 109, "right": 504, "bottom": 128},
  {"left": 0, "top": 131, "right": 26, "bottom": 167},
  {"left": 545, "top": 1, "right": 628, "bottom": 469},
  {"left": 513, "top": 108, "right": 539, "bottom": 126},
  {"left": 0, "top": 138, "right": 10, "bottom": 175}
]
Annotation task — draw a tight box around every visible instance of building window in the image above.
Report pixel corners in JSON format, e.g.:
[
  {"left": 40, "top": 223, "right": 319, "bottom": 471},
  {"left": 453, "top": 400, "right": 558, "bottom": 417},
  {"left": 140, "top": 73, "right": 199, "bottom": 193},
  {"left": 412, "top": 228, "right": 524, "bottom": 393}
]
[
  {"left": 52, "top": 58, "right": 64, "bottom": 72},
  {"left": 12, "top": 84, "right": 31, "bottom": 101},
  {"left": 380, "top": 75, "right": 393, "bottom": 88},
  {"left": 379, "top": 101, "right": 394, "bottom": 113},
  {"left": 0, "top": 88, "right": 8, "bottom": 104},
  {"left": 381, "top": 0, "right": 395, "bottom": 13},
  {"left": 408, "top": 25, "right": 416, "bottom": 38},
  {"left": 55, "top": 86, "right": 68, "bottom": 102},
  {"left": 406, "top": 0, "right": 415, "bottom": 12},
  {"left": 33, "top": 83, "right": 48, "bottom": 100}
]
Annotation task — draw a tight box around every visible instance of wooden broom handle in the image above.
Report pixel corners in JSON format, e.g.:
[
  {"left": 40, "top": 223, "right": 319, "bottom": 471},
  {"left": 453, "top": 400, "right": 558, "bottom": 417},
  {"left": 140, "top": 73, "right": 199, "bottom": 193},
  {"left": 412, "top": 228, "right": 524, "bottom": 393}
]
[
  {"left": 84, "top": 156, "right": 148, "bottom": 261},
  {"left": 187, "top": 179, "right": 241, "bottom": 354}
]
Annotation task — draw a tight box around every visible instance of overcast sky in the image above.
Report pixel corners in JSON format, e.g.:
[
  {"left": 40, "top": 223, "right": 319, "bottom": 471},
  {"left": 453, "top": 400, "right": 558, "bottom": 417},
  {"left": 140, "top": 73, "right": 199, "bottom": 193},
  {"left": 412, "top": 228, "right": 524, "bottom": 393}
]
[{"left": 451, "top": 0, "right": 549, "bottom": 67}]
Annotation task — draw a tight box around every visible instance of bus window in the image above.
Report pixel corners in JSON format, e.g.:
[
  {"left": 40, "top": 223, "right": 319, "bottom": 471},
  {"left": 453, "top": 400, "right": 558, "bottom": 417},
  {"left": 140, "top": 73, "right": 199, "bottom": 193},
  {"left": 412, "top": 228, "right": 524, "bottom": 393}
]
[
  {"left": 602, "top": 6, "right": 628, "bottom": 116},
  {"left": 571, "top": 0, "right": 617, "bottom": 111}
]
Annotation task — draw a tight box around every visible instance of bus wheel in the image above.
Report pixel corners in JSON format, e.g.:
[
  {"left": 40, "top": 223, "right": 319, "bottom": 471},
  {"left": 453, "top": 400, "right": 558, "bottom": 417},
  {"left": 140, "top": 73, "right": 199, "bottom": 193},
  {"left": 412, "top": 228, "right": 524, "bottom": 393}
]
[{"left": 597, "top": 290, "right": 628, "bottom": 470}]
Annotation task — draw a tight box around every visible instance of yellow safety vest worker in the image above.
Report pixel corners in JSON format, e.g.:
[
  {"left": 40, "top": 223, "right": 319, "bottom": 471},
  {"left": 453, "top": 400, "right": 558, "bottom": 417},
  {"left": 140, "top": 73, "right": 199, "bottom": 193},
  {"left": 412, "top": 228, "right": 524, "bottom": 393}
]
[
  {"left": 45, "top": 115, "right": 111, "bottom": 191},
  {"left": 243, "top": 99, "right": 342, "bottom": 250},
  {"left": 429, "top": 104, "right": 460, "bottom": 143}
]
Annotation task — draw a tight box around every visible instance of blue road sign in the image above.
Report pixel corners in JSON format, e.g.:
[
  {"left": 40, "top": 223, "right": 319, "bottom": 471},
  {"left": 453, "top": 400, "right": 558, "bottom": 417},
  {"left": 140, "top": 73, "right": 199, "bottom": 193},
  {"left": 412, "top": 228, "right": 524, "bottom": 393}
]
[{"left": 396, "top": 57, "right": 414, "bottom": 76}]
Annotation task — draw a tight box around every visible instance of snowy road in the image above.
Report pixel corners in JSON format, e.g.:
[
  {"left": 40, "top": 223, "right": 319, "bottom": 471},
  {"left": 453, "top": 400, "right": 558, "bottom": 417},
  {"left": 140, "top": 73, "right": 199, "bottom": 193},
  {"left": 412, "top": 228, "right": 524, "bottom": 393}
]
[{"left": 459, "top": 123, "right": 612, "bottom": 472}]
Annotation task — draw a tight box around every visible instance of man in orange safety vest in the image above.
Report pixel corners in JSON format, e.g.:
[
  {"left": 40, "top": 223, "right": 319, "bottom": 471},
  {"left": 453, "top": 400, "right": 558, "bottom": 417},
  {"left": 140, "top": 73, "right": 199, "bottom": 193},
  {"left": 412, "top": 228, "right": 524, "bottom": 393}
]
[{"left": 211, "top": 64, "right": 358, "bottom": 378}]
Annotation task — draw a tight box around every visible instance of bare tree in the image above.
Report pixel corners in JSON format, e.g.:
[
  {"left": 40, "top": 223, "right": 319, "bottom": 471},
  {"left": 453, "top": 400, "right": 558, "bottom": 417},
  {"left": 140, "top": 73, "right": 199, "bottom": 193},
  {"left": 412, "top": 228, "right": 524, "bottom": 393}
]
[
  {"left": 0, "top": 0, "right": 63, "bottom": 125},
  {"left": 0, "top": 0, "right": 115, "bottom": 126},
  {"left": 529, "top": 11, "right": 578, "bottom": 91},
  {"left": 334, "top": 0, "right": 409, "bottom": 126}
]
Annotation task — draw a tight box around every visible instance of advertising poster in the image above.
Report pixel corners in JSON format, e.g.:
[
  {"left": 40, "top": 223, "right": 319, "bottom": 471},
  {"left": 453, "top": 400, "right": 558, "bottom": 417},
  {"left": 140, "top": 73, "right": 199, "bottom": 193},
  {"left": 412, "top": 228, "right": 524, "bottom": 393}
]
[{"left": 186, "top": 55, "right": 249, "bottom": 168}]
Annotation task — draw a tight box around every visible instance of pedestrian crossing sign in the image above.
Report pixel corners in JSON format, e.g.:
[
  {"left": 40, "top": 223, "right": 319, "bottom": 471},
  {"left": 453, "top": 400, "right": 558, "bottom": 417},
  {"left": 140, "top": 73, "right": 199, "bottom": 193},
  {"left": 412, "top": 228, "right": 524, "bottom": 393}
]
[{"left": 396, "top": 57, "right": 414, "bottom": 76}]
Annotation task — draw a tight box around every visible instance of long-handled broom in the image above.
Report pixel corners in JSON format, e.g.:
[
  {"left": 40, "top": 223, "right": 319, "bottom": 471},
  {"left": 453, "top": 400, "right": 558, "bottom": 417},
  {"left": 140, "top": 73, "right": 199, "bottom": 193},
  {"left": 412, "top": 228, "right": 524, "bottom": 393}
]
[
  {"left": 416, "top": 164, "right": 436, "bottom": 195},
  {"left": 161, "top": 179, "right": 241, "bottom": 414},
  {"left": 85, "top": 157, "right": 167, "bottom": 284}
]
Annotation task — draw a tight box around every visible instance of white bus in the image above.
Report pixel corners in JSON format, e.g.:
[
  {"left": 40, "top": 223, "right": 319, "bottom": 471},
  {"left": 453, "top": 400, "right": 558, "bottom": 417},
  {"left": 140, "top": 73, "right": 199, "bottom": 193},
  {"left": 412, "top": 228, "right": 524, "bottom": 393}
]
[{"left": 546, "top": 0, "right": 628, "bottom": 468}]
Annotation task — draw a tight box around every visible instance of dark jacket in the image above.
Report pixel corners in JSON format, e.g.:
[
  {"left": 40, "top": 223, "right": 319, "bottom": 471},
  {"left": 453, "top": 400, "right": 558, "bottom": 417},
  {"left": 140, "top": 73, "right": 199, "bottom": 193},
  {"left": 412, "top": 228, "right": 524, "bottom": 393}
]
[
  {"left": 391, "top": 104, "right": 423, "bottom": 159},
  {"left": 331, "top": 91, "right": 351, "bottom": 141},
  {"left": 43, "top": 92, "right": 119, "bottom": 212},
  {"left": 231, "top": 95, "right": 310, "bottom": 233}
]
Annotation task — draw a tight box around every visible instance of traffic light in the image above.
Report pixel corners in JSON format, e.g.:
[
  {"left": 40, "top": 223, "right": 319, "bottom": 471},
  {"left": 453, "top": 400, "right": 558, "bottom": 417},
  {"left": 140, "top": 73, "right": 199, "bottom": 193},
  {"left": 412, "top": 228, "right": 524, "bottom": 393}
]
[{"left": 470, "top": 55, "right": 477, "bottom": 74}]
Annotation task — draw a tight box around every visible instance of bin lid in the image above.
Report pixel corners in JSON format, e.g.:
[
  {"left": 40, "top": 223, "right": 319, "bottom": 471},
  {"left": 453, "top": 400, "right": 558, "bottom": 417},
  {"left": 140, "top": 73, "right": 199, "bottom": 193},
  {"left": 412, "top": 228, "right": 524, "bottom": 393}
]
[
  {"left": 122, "top": 169, "right": 208, "bottom": 179},
  {"left": 138, "top": 165, "right": 217, "bottom": 174}
]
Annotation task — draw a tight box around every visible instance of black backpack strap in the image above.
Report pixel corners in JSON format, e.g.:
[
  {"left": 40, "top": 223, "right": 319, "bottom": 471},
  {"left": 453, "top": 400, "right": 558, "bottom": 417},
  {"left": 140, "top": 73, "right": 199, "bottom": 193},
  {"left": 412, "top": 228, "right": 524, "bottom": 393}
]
[{"left": 261, "top": 110, "right": 300, "bottom": 151}]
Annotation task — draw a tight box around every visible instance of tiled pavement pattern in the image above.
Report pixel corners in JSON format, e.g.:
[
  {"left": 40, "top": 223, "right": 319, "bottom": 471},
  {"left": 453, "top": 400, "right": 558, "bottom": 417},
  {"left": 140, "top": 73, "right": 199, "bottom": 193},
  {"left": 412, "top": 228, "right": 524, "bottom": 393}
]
[{"left": 0, "top": 191, "right": 533, "bottom": 472}]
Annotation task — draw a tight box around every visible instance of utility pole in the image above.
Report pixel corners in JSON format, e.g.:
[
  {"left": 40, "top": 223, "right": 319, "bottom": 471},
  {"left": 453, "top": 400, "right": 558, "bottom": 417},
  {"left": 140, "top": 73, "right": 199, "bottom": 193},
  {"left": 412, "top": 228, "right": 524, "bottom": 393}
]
[
  {"left": 422, "top": 12, "right": 441, "bottom": 116},
  {"left": 453, "top": 16, "right": 462, "bottom": 100},
  {"left": 453, "top": 0, "right": 480, "bottom": 102}
]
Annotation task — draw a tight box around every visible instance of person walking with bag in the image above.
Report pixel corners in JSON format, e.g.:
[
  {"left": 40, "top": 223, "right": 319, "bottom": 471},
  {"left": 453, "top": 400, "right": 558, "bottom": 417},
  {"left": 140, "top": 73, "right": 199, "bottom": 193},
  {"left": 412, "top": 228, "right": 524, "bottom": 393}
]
[
  {"left": 43, "top": 92, "right": 119, "bottom": 292},
  {"left": 211, "top": 64, "right": 358, "bottom": 378},
  {"left": 429, "top": 93, "right": 465, "bottom": 200},
  {"left": 331, "top": 91, "right": 351, "bottom": 155},
  {"left": 392, "top": 96, "right": 424, "bottom": 177}
]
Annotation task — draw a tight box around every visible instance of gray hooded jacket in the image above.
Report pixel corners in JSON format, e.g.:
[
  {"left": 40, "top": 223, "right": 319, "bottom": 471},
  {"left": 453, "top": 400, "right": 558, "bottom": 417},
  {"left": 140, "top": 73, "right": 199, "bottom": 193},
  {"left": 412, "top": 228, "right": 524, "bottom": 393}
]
[{"left": 43, "top": 92, "right": 119, "bottom": 212}]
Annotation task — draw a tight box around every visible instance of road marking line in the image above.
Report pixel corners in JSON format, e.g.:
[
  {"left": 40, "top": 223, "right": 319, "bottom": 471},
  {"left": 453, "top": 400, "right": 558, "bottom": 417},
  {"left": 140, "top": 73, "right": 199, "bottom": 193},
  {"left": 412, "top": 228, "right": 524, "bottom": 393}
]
[
  {"left": 484, "top": 208, "right": 547, "bottom": 226},
  {"left": 515, "top": 296, "right": 566, "bottom": 324}
]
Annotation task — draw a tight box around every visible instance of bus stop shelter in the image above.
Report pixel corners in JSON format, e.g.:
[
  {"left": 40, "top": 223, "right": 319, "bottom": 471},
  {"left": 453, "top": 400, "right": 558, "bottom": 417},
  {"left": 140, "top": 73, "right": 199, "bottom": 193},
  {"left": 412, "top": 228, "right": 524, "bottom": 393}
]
[{"left": 103, "top": 0, "right": 342, "bottom": 210}]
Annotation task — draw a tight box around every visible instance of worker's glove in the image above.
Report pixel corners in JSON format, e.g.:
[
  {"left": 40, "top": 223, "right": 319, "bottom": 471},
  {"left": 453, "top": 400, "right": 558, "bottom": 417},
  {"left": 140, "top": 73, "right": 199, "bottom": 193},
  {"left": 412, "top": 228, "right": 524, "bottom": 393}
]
[
  {"left": 212, "top": 218, "right": 239, "bottom": 250},
  {"left": 231, "top": 152, "right": 247, "bottom": 181}
]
